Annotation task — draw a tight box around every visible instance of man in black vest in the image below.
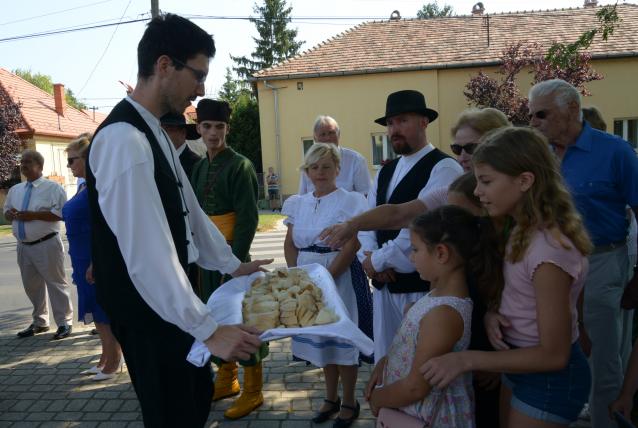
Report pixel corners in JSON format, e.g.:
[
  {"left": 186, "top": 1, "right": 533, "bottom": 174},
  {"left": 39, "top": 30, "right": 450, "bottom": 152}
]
[
  {"left": 85, "top": 14, "right": 270, "bottom": 427},
  {"left": 160, "top": 111, "right": 202, "bottom": 178},
  {"left": 358, "top": 90, "right": 463, "bottom": 362}
]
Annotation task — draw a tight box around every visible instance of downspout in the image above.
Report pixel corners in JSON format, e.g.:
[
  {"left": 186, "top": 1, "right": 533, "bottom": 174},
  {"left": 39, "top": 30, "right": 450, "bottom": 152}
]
[{"left": 263, "top": 80, "right": 285, "bottom": 199}]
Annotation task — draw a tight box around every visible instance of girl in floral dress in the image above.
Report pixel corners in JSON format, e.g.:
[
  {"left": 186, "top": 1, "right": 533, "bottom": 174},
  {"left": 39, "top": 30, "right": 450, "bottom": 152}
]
[{"left": 365, "top": 205, "right": 502, "bottom": 427}]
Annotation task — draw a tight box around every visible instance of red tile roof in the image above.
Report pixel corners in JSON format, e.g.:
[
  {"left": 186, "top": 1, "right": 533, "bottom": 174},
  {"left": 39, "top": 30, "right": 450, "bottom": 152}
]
[
  {"left": 253, "top": 4, "right": 638, "bottom": 80},
  {"left": 0, "top": 67, "right": 104, "bottom": 139}
]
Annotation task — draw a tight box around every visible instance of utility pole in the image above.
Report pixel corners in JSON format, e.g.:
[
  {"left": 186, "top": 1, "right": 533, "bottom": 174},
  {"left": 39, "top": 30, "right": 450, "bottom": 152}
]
[{"left": 151, "top": 0, "right": 159, "bottom": 18}]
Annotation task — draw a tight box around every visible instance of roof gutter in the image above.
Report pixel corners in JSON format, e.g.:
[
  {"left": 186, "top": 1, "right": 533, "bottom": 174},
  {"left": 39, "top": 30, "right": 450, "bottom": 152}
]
[
  {"left": 251, "top": 51, "right": 638, "bottom": 82},
  {"left": 263, "top": 80, "right": 286, "bottom": 199}
]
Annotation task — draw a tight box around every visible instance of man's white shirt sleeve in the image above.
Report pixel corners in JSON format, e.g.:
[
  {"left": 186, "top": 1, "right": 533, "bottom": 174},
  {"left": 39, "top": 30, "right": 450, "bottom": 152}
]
[
  {"left": 357, "top": 171, "right": 380, "bottom": 262},
  {"left": 370, "top": 158, "right": 463, "bottom": 272},
  {"left": 90, "top": 122, "right": 240, "bottom": 342}
]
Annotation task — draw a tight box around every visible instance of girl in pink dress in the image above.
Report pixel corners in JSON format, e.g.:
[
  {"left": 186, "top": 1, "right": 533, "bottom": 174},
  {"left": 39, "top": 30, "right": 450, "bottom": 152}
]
[{"left": 421, "top": 127, "right": 592, "bottom": 427}]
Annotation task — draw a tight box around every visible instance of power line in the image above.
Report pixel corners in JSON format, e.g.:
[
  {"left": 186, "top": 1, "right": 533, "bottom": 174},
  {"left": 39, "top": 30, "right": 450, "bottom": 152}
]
[
  {"left": 0, "top": 0, "right": 116, "bottom": 26},
  {"left": 0, "top": 10, "right": 616, "bottom": 44},
  {"left": 0, "top": 17, "right": 148, "bottom": 43},
  {"left": 77, "top": 0, "right": 133, "bottom": 95}
]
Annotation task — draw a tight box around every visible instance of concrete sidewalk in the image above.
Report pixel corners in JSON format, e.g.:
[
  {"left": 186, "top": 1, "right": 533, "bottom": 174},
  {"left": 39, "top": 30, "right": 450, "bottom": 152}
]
[{"left": 0, "top": 322, "right": 376, "bottom": 427}]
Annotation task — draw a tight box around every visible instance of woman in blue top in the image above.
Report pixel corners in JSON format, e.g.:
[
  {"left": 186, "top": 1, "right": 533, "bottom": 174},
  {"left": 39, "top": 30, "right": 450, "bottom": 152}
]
[{"left": 63, "top": 134, "right": 122, "bottom": 381}]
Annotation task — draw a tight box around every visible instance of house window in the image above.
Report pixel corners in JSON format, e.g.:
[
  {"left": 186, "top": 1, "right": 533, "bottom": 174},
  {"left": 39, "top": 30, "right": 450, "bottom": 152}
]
[
  {"left": 613, "top": 118, "right": 638, "bottom": 149},
  {"left": 371, "top": 133, "right": 397, "bottom": 167},
  {"left": 302, "top": 138, "right": 314, "bottom": 157}
]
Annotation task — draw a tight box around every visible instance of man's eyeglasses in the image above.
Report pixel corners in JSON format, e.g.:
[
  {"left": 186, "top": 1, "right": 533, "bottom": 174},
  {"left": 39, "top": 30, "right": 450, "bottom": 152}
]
[
  {"left": 170, "top": 57, "right": 207, "bottom": 84},
  {"left": 450, "top": 143, "right": 478, "bottom": 156},
  {"left": 67, "top": 157, "right": 80, "bottom": 166},
  {"left": 528, "top": 110, "right": 548, "bottom": 120}
]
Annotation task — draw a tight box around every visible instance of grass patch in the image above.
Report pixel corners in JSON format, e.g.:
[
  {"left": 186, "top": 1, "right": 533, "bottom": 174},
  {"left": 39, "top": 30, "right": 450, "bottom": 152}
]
[
  {"left": 0, "top": 225, "right": 13, "bottom": 237},
  {"left": 258, "top": 214, "right": 285, "bottom": 232}
]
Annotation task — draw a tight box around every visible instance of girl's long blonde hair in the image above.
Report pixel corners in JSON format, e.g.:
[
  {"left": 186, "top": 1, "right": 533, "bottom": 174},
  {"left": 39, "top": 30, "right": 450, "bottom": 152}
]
[{"left": 473, "top": 127, "right": 592, "bottom": 264}]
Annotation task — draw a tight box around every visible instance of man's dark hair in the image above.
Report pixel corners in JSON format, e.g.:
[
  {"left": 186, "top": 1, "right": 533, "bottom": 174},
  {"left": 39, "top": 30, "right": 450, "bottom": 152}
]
[{"left": 137, "top": 13, "right": 216, "bottom": 79}]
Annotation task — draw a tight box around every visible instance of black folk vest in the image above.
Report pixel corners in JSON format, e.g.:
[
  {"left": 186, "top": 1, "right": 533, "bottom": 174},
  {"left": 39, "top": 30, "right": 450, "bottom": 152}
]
[
  {"left": 372, "top": 148, "right": 451, "bottom": 293},
  {"left": 86, "top": 99, "right": 189, "bottom": 324}
]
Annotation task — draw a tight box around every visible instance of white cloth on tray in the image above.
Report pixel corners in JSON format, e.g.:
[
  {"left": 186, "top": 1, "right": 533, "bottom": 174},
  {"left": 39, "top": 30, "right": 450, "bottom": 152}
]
[{"left": 186, "top": 263, "right": 374, "bottom": 367}]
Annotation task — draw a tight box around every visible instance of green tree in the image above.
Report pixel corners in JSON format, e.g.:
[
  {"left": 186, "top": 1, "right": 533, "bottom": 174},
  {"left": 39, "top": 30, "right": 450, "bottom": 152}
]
[
  {"left": 13, "top": 69, "right": 88, "bottom": 111},
  {"left": 227, "top": 93, "right": 262, "bottom": 173},
  {"left": 218, "top": 68, "right": 250, "bottom": 105},
  {"left": 417, "top": 2, "right": 454, "bottom": 19},
  {"left": 231, "top": 0, "right": 304, "bottom": 81},
  {"left": 0, "top": 89, "right": 23, "bottom": 187}
]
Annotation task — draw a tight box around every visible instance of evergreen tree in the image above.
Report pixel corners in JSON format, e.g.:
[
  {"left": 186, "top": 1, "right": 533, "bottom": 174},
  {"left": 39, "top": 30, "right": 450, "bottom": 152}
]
[
  {"left": 231, "top": 0, "right": 304, "bottom": 81},
  {"left": 417, "top": 2, "right": 454, "bottom": 19},
  {"left": 218, "top": 68, "right": 250, "bottom": 105},
  {"left": 13, "top": 69, "right": 88, "bottom": 110},
  {"left": 227, "top": 93, "right": 262, "bottom": 173}
]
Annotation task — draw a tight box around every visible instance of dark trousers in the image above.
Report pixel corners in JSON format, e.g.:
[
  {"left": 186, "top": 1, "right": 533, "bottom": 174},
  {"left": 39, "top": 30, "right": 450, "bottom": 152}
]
[
  {"left": 474, "top": 380, "right": 500, "bottom": 428},
  {"left": 110, "top": 317, "right": 213, "bottom": 427}
]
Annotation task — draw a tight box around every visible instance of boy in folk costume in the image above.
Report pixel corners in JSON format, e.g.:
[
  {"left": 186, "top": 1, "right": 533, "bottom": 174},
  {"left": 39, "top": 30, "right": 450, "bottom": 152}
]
[{"left": 190, "top": 98, "right": 263, "bottom": 419}]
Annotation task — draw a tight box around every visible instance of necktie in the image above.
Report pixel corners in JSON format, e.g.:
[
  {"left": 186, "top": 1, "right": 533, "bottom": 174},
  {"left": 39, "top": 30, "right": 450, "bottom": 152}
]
[{"left": 18, "top": 182, "right": 33, "bottom": 241}]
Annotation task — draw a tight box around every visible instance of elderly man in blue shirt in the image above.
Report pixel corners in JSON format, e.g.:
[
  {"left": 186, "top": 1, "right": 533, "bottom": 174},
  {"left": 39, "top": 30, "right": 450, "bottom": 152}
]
[{"left": 528, "top": 79, "right": 638, "bottom": 428}]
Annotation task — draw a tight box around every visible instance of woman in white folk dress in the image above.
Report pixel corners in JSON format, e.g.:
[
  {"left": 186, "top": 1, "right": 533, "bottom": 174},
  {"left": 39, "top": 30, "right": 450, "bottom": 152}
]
[{"left": 283, "top": 143, "right": 373, "bottom": 428}]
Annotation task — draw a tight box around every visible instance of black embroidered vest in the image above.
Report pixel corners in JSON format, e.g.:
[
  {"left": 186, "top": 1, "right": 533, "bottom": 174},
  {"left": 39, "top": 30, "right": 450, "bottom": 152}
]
[
  {"left": 86, "top": 99, "right": 189, "bottom": 323},
  {"left": 372, "top": 148, "right": 450, "bottom": 293}
]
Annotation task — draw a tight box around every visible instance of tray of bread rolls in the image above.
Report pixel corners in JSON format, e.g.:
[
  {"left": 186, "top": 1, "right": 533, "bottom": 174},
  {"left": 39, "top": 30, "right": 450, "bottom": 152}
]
[{"left": 203, "top": 263, "right": 373, "bottom": 354}]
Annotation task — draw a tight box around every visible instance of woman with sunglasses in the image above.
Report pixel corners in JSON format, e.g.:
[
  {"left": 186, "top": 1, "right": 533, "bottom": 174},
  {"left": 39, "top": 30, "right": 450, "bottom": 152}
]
[
  {"left": 63, "top": 134, "right": 123, "bottom": 381},
  {"left": 451, "top": 108, "right": 510, "bottom": 172},
  {"left": 320, "top": 108, "right": 510, "bottom": 248}
]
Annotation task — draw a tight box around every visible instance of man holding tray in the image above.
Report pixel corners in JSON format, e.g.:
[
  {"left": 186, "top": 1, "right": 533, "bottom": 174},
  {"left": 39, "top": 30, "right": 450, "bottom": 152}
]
[{"left": 86, "top": 14, "right": 270, "bottom": 427}]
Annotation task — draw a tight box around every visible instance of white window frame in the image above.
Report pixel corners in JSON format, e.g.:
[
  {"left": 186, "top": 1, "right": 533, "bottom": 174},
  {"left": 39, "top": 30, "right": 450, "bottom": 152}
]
[
  {"left": 301, "top": 137, "right": 314, "bottom": 159},
  {"left": 613, "top": 117, "right": 638, "bottom": 150},
  {"left": 370, "top": 132, "right": 397, "bottom": 169}
]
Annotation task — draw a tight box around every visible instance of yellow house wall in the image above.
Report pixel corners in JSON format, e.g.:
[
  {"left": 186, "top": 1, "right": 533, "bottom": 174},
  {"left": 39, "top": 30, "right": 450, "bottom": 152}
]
[{"left": 257, "top": 57, "right": 638, "bottom": 197}]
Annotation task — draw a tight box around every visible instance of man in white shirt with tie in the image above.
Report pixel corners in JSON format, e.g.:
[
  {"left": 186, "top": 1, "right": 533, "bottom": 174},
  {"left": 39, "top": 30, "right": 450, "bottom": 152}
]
[
  {"left": 4, "top": 149, "right": 73, "bottom": 340},
  {"left": 299, "top": 115, "right": 372, "bottom": 195}
]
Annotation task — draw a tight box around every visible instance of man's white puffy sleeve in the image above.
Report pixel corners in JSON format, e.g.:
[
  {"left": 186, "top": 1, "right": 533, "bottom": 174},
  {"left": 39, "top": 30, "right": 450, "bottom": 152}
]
[{"left": 90, "top": 123, "right": 234, "bottom": 342}]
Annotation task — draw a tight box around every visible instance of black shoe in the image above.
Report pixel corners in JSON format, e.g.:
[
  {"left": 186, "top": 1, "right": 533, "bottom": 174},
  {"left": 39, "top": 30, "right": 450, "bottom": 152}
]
[
  {"left": 312, "top": 397, "right": 341, "bottom": 423},
  {"left": 91, "top": 328, "right": 99, "bottom": 335},
  {"left": 333, "top": 401, "right": 359, "bottom": 428},
  {"left": 17, "top": 324, "right": 50, "bottom": 338},
  {"left": 53, "top": 325, "right": 72, "bottom": 340}
]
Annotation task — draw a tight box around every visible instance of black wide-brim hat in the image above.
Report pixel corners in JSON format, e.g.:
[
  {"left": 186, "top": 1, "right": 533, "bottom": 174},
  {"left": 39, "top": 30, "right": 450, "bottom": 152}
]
[
  {"left": 374, "top": 90, "right": 438, "bottom": 126},
  {"left": 160, "top": 112, "right": 200, "bottom": 140}
]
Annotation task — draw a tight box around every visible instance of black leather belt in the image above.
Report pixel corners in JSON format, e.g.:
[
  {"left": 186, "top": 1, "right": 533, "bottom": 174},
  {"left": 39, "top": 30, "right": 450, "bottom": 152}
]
[
  {"left": 593, "top": 240, "right": 626, "bottom": 255},
  {"left": 21, "top": 232, "right": 58, "bottom": 246}
]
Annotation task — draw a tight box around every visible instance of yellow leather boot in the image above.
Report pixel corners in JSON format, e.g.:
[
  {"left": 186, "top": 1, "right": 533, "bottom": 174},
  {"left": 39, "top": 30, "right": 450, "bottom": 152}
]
[
  {"left": 212, "top": 362, "right": 240, "bottom": 401},
  {"left": 224, "top": 362, "right": 264, "bottom": 419}
]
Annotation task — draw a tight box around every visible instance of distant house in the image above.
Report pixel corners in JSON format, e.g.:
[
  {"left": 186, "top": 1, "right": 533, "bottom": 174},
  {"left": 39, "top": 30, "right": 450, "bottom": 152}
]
[
  {"left": 252, "top": 3, "right": 638, "bottom": 198},
  {"left": 0, "top": 67, "right": 106, "bottom": 197}
]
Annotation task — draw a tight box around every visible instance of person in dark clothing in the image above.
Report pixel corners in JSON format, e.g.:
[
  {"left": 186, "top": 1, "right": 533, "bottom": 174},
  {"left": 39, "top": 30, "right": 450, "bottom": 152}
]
[
  {"left": 160, "top": 111, "right": 202, "bottom": 178},
  {"left": 86, "top": 14, "right": 270, "bottom": 427}
]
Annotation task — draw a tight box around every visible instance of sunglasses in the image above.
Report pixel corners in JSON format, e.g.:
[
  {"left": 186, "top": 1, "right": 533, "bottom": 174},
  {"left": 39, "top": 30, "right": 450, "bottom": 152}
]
[
  {"left": 170, "top": 57, "right": 207, "bottom": 84},
  {"left": 450, "top": 143, "right": 478, "bottom": 156},
  {"left": 67, "top": 157, "right": 80, "bottom": 166},
  {"left": 528, "top": 110, "right": 548, "bottom": 120}
]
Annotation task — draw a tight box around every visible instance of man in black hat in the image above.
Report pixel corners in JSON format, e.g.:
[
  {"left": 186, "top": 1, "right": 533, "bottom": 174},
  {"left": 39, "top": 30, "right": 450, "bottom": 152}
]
[
  {"left": 190, "top": 98, "right": 262, "bottom": 420},
  {"left": 160, "top": 111, "right": 202, "bottom": 177},
  {"left": 358, "top": 90, "right": 463, "bottom": 361}
]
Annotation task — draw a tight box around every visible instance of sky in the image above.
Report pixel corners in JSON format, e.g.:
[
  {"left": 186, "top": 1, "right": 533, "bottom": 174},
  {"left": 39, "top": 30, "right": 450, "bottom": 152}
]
[{"left": 0, "top": 0, "right": 622, "bottom": 113}]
